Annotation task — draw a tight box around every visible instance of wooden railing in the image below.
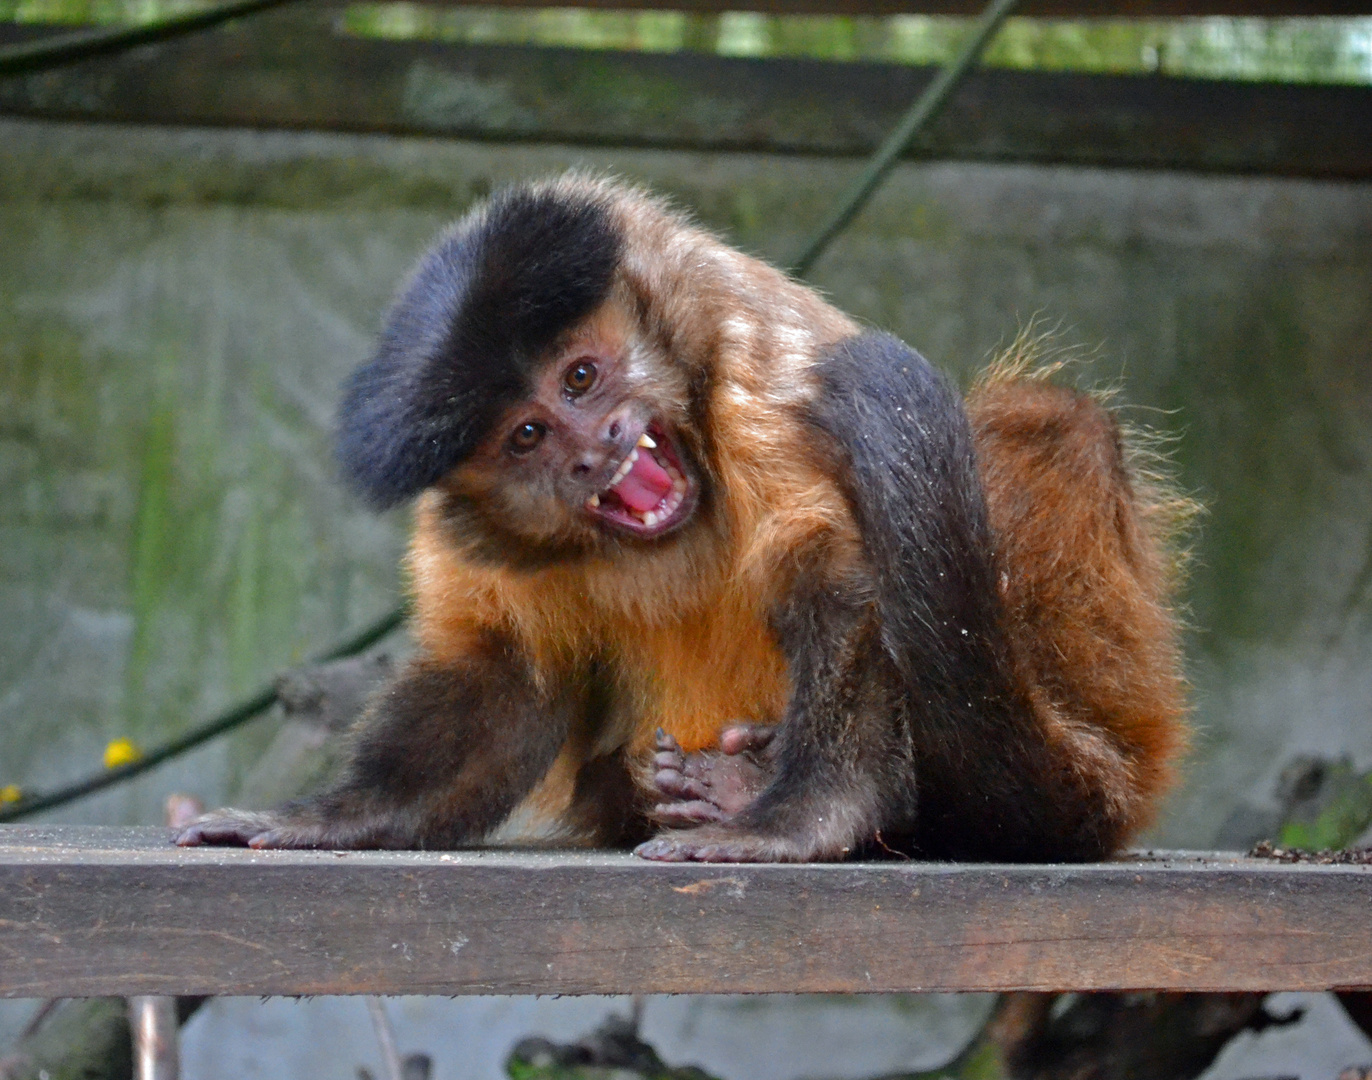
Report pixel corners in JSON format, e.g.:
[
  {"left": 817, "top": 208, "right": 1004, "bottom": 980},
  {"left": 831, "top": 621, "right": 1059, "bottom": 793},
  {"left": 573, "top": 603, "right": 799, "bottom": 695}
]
[{"left": 4, "top": 825, "right": 1372, "bottom": 997}]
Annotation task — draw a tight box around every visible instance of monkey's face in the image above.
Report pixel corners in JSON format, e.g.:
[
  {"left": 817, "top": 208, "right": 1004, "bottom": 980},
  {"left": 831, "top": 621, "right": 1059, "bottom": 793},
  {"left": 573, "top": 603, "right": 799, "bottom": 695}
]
[{"left": 443, "top": 301, "right": 702, "bottom": 556}]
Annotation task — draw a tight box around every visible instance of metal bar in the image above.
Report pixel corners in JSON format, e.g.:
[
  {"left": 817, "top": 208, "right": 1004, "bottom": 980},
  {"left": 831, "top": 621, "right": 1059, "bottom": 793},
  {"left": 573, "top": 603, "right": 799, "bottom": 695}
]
[
  {"left": 787, "top": 0, "right": 1019, "bottom": 277},
  {"left": 367, "top": 998, "right": 404, "bottom": 1080},
  {"left": 128, "top": 996, "right": 179, "bottom": 1080}
]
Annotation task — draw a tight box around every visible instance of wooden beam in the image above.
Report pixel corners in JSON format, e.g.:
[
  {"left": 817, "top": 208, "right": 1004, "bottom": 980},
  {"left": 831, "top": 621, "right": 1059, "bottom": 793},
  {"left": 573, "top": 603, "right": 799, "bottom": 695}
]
[
  {"left": 402, "top": 0, "right": 1372, "bottom": 15},
  {"left": 3, "top": 826, "right": 1372, "bottom": 997},
  {"left": 1, "top": 22, "right": 1367, "bottom": 179}
]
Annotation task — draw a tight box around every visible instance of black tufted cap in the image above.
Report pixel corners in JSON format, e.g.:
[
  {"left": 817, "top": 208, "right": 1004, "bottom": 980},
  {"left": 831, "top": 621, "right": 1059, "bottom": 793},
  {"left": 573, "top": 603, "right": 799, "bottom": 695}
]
[{"left": 336, "top": 182, "right": 624, "bottom": 509}]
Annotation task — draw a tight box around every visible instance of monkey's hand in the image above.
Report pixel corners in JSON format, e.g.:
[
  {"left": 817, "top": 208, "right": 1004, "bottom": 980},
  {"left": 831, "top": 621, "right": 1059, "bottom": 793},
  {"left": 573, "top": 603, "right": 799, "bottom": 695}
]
[
  {"left": 173, "top": 808, "right": 339, "bottom": 850},
  {"left": 649, "top": 725, "right": 776, "bottom": 828},
  {"left": 640, "top": 722, "right": 870, "bottom": 862}
]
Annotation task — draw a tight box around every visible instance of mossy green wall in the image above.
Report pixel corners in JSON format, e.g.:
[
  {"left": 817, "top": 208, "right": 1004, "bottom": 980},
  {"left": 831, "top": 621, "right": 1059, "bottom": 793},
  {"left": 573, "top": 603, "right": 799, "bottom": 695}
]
[{"left": 2, "top": 117, "right": 1370, "bottom": 844}]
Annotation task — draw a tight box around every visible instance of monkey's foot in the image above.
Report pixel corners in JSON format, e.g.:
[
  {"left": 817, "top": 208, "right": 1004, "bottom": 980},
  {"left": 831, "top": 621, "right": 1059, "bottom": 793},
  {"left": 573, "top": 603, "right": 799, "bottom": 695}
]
[
  {"left": 174, "top": 809, "right": 337, "bottom": 850},
  {"left": 649, "top": 726, "right": 776, "bottom": 828},
  {"left": 634, "top": 819, "right": 855, "bottom": 863}
]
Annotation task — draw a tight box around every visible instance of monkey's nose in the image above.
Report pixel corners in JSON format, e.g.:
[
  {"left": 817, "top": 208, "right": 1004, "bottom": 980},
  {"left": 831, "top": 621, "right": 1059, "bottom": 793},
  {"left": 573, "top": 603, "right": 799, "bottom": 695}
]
[{"left": 600, "top": 404, "right": 639, "bottom": 448}]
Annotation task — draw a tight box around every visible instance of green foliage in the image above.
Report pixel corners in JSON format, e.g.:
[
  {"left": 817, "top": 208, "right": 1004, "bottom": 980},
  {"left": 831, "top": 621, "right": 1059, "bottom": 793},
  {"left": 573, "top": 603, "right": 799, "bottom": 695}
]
[
  {"left": 507, "top": 1062, "right": 715, "bottom": 1080},
  {"left": 505, "top": 1036, "right": 718, "bottom": 1080},
  {"left": 2, "top": 0, "right": 1368, "bottom": 86},
  {"left": 336, "top": 7, "right": 1372, "bottom": 86},
  {"left": 1278, "top": 761, "right": 1372, "bottom": 850}
]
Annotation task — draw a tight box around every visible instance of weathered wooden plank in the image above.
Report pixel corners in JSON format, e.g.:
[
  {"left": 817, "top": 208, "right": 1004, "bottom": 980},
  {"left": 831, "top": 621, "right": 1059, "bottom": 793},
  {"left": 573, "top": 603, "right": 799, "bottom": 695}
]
[
  {"left": 1, "top": 19, "right": 1367, "bottom": 179},
  {"left": 2, "top": 825, "right": 1372, "bottom": 997}
]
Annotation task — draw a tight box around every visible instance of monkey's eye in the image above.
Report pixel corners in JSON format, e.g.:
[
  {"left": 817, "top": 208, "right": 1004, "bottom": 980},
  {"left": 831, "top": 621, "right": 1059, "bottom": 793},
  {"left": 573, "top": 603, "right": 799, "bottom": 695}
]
[
  {"left": 563, "top": 361, "right": 597, "bottom": 397},
  {"left": 509, "top": 422, "right": 546, "bottom": 453}
]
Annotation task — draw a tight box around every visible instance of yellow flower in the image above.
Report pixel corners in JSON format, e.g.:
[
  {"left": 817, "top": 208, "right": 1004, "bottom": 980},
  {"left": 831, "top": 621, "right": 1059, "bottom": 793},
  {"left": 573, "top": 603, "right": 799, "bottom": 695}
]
[
  {"left": 0, "top": 784, "right": 21, "bottom": 804},
  {"left": 103, "top": 737, "right": 143, "bottom": 769}
]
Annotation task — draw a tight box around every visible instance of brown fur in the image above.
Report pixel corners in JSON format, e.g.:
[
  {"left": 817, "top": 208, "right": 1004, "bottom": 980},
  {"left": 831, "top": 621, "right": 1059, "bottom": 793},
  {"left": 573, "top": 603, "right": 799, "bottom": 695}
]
[
  {"left": 405, "top": 183, "right": 862, "bottom": 836},
  {"left": 179, "top": 175, "right": 1191, "bottom": 858},
  {"left": 968, "top": 349, "right": 1193, "bottom": 842},
  {"left": 409, "top": 186, "right": 1188, "bottom": 849}
]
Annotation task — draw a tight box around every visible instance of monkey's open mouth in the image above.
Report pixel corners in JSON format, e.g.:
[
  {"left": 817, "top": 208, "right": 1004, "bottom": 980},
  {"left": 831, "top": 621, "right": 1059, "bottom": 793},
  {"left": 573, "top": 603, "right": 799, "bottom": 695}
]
[{"left": 585, "top": 424, "right": 697, "bottom": 538}]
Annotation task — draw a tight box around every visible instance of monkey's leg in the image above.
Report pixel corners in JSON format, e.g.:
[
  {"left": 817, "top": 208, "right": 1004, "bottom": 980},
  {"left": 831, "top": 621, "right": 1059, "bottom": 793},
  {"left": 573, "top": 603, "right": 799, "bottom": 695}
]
[
  {"left": 177, "top": 637, "right": 573, "bottom": 849},
  {"left": 649, "top": 726, "right": 777, "bottom": 828},
  {"left": 638, "top": 581, "right": 915, "bottom": 862}
]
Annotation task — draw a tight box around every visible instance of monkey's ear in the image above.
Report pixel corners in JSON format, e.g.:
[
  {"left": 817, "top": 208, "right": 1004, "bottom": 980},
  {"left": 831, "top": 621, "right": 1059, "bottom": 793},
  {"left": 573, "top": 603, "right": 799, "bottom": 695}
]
[{"left": 336, "top": 180, "right": 624, "bottom": 509}]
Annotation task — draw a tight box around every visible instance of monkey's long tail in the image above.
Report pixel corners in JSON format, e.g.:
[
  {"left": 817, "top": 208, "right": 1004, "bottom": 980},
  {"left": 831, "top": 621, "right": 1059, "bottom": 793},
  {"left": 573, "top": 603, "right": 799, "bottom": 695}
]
[{"left": 966, "top": 355, "right": 1195, "bottom": 843}]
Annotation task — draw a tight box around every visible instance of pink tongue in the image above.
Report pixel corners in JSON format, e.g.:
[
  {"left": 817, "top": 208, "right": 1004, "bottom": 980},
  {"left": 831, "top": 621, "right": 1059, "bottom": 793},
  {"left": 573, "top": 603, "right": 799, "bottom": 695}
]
[{"left": 614, "top": 450, "right": 673, "bottom": 513}]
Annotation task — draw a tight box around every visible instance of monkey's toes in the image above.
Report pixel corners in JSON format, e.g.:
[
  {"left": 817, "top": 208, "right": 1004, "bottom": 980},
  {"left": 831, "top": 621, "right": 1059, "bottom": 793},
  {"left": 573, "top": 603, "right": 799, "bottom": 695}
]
[
  {"left": 175, "top": 810, "right": 281, "bottom": 848},
  {"left": 246, "top": 827, "right": 327, "bottom": 850},
  {"left": 635, "top": 826, "right": 811, "bottom": 863},
  {"left": 635, "top": 834, "right": 761, "bottom": 862},
  {"left": 634, "top": 833, "right": 703, "bottom": 861}
]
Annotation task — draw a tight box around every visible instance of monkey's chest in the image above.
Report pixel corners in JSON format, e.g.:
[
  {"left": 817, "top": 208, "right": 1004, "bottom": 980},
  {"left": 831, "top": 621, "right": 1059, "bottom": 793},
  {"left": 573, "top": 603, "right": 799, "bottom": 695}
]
[{"left": 611, "top": 606, "right": 790, "bottom": 754}]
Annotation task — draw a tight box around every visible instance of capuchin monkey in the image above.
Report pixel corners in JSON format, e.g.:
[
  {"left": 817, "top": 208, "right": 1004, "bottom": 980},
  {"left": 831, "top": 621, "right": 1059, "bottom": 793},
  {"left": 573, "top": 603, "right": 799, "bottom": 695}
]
[{"left": 177, "top": 174, "right": 1190, "bottom": 863}]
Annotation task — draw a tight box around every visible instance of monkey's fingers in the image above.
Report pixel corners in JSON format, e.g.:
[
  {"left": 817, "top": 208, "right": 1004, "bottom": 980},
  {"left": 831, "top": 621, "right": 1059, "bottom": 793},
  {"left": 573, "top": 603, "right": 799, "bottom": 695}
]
[
  {"left": 650, "top": 799, "right": 726, "bottom": 827},
  {"left": 654, "top": 727, "right": 682, "bottom": 753},
  {"left": 718, "top": 724, "right": 778, "bottom": 756},
  {"left": 654, "top": 766, "right": 712, "bottom": 802},
  {"left": 653, "top": 746, "right": 688, "bottom": 776},
  {"left": 653, "top": 728, "right": 694, "bottom": 780}
]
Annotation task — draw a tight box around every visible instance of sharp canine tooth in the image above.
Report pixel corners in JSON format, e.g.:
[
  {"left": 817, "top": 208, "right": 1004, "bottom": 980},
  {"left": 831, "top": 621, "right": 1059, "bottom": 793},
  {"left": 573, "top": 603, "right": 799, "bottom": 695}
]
[
  {"left": 643, "top": 511, "right": 659, "bottom": 527},
  {"left": 587, "top": 494, "right": 600, "bottom": 508},
  {"left": 638, "top": 433, "right": 657, "bottom": 450}
]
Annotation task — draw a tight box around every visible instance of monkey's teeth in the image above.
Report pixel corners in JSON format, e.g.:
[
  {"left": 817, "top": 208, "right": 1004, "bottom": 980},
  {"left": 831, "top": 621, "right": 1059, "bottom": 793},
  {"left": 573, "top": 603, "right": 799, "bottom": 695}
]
[
  {"left": 608, "top": 448, "right": 639, "bottom": 490},
  {"left": 599, "top": 443, "right": 691, "bottom": 529}
]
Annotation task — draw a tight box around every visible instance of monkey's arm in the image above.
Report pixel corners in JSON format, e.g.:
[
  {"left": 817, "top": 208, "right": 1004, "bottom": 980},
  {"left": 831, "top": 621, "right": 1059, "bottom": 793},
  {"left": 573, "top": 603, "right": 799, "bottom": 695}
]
[
  {"left": 177, "top": 632, "right": 574, "bottom": 849},
  {"left": 639, "top": 332, "right": 1050, "bottom": 863},
  {"left": 639, "top": 333, "right": 972, "bottom": 860}
]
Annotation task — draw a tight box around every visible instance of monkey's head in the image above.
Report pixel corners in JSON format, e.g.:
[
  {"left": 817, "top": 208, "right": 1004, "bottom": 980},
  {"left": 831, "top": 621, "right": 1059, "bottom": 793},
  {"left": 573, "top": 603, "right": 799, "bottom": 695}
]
[{"left": 337, "top": 176, "right": 706, "bottom": 563}]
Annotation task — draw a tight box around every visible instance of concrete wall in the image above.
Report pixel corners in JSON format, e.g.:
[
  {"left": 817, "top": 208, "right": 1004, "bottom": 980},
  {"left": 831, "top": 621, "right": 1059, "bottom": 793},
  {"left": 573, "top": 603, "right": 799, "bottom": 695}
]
[{"left": 3, "top": 116, "right": 1372, "bottom": 1076}]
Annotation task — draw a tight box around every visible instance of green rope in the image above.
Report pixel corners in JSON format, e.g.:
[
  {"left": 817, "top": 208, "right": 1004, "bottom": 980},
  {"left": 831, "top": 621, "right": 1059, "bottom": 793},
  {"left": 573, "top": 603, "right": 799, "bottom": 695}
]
[
  {"left": 0, "top": 605, "right": 404, "bottom": 823},
  {"left": 787, "top": 0, "right": 1020, "bottom": 278},
  {"left": 0, "top": 0, "right": 309, "bottom": 79}
]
